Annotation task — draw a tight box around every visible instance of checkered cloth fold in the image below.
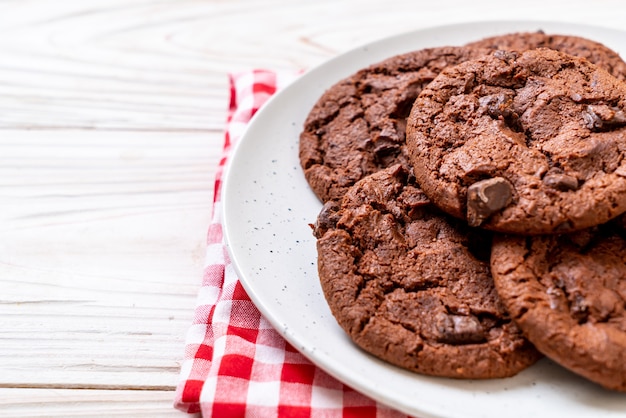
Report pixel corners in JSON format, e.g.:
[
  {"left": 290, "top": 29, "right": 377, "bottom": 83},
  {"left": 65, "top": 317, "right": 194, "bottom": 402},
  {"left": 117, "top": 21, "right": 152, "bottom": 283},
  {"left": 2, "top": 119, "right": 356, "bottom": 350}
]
[{"left": 174, "top": 70, "right": 408, "bottom": 417}]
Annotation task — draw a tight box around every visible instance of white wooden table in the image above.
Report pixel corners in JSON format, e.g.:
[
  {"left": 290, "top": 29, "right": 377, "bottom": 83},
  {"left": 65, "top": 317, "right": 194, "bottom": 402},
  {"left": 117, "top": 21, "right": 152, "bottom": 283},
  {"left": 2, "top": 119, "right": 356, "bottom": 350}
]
[{"left": 1, "top": 1, "right": 624, "bottom": 416}]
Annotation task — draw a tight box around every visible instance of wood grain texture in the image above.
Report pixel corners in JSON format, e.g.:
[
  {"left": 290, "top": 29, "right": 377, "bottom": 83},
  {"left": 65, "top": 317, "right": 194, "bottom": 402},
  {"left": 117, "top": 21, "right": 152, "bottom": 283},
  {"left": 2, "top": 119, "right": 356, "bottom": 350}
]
[
  {"left": 2, "top": 0, "right": 626, "bottom": 415},
  {"left": 0, "top": 388, "right": 199, "bottom": 417},
  {"left": 0, "top": 130, "right": 216, "bottom": 387},
  {"left": 2, "top": 0, "right": 622, "bottom": 132}
]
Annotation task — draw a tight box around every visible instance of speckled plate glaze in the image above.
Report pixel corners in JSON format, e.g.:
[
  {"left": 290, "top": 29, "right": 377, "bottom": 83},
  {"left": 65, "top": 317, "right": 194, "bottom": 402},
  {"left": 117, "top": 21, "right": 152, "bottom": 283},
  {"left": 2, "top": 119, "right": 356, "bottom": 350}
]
[{"left": 222, "top": 21, "right": 626, "bottom": 418}]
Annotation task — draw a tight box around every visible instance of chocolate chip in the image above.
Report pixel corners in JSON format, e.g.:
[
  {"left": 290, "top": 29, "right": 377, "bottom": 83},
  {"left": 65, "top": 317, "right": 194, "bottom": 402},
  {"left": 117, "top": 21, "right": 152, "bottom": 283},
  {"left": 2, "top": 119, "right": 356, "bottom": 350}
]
[
  {"left": 583, "top": 104, "right": 626, "bottom": 130},
  {"left": 313, "top": 201, "right": 341, "bottom": 238},
  {"left": 478, "top": 93, "right": 511, "bottom": 117},
  {"left": 435, "top": 312, "right": 485, "bottom": 344},
  {"left": 466, "top": 177, "right": 514, "bottom": 227},
  {"left": 543, "top": 172, "right": 579, "bottom": 191},
  {"left": 493, "top": 49, "right": 518, "bottom": 63}
]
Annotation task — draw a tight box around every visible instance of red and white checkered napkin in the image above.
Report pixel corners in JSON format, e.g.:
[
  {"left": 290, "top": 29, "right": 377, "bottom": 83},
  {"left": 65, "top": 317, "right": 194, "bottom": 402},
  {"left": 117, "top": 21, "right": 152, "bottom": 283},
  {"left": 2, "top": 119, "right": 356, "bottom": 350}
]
[{"left": 174, "top": 70, "right": 409, "bottom": 417}]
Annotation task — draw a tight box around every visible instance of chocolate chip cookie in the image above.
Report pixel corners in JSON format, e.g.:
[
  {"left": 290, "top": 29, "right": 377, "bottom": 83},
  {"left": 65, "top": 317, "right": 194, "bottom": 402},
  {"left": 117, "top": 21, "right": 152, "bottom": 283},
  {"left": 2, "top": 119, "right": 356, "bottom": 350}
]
[
  {"left": 313, "top": 165, "right": 541, "bottom": 378},
  {"left": 491, "top": 221, "right": 626, "bottom": 392},
  {"left": 406, "top": 48, "right": 626, "bottom": 234},
  {"left": 300, "top": 33, "right": 626, "bottom": 204},
  {"left": 299, "top": 46, "right": 491, "bottom": 203},
  {"left": 467, "top": 31, "right": 626, "bottom": 80}
]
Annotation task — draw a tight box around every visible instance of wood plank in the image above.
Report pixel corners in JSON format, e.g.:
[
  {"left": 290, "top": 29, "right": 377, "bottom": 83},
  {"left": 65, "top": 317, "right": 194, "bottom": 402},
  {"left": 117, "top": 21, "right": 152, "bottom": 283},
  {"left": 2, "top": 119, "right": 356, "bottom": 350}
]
[
  {"left": 2, "top": 0, "right": 625, "bottom": 131},
  {"left": 0, "top": 130, "right": 219, "bottom": 388},
  {"left": 0, "top": 388, "right": 198, "bottom": 417}
]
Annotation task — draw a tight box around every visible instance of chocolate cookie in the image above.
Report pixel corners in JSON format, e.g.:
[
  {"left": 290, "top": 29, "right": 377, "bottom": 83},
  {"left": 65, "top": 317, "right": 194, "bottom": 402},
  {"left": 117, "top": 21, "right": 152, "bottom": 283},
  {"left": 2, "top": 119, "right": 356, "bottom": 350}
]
[
  {"left": 406, "top": 48, "right": 626, "bottom": 235},
  {"left": 299, "top": 46, "right": 491, "bottom": 203},
  {"left": 491, "top": 221, "right": 626, "bottom": 392},
  {"left": 313, "top": 164, "right": 541, "bottom": 379},
  {"left": 466, "top": 31, "right": 626, "bottom": 80}
]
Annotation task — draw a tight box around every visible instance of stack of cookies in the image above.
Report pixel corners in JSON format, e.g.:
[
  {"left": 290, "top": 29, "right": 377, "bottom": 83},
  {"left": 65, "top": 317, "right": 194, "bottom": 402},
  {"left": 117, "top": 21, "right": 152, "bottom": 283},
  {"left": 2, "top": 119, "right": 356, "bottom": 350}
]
[{"left": 299, "top": 32, "right": 626, "bottom": 392}]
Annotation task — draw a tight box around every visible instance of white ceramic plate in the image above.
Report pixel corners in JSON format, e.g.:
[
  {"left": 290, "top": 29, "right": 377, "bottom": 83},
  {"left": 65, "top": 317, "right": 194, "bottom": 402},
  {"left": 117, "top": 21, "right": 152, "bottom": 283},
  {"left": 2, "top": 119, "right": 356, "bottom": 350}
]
[{"left": 222, "top": 21, "right": 626, "bottom": 418}]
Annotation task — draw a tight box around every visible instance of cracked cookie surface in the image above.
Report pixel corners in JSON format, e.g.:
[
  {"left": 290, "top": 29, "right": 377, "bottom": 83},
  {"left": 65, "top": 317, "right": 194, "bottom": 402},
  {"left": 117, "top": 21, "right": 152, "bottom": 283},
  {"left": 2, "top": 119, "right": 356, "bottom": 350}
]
[
  {"left": 406, "top": 48, "right": 626, "bottom": 234},
  {"left": 299, "top": 46, "right": 491, "bottom": 203},
  {"left": 466, "top": 31, "right": 626, "bottom": 80},
  {"left": 313, "top": 165, "right": 540, "bottom": 378},
  {"left": 491, "top": 222, "right": 626, "bottom": 392},
  {"left": 300, "top": 34, "right": 626, "bottom": 205}
]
